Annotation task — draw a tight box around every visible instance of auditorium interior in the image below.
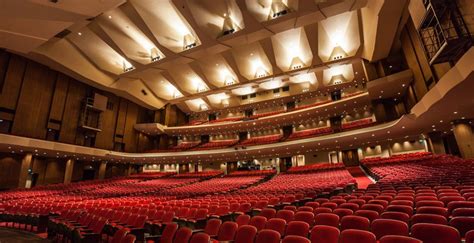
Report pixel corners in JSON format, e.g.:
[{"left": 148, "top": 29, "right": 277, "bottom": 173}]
[{"left": 0, "top": 0, "right": 474, "bottom": 242}]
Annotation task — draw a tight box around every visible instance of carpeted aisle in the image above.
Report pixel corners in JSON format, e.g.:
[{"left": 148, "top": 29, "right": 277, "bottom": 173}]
[
  {"left": 346, "top": 166, "right": 374, "bottom": 189},
  {"left": 0, "top": 227, "right": 51, "bottom": 243}
]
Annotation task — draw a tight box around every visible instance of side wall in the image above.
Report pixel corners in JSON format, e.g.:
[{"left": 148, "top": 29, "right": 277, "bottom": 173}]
[{"left": 0, "top": 50, "right": 154, "bottom": 153}]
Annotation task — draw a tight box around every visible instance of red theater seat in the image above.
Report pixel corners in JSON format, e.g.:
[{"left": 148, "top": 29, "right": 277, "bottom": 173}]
[
  {"left": 371, "top": 219, "right": 409, "bottom": 240},
  {"left": 411, "top": 223, "right": 461, "bottom": 243},
  {"left": 410, "top": 214, "right": 448, "bottom": 225},
  {"left": 173, "top": 227, "right": 192, "bottom": 243},
  {"left": 234, "top": 225, "right": 257, "bottom": 243},
  {"left": 309, "top": 225, "right": 339, "bottom": 243},
  {"left": 282, "top": 235, "right": 311, "bottom": 243},
  {"left": 340, "top": 215, "right": 370, "bottom": 231},
  {"left": 339, "top": 229, "right": 376, "bottom": 243},
  {"left": 314, "top": 213, "right": 339, "bottom": 228},
  {"left": 285, "top": 221, "right": 310, "bottom": 237},
  {"left": 449, "top": 216, "right": 474, "bottom": 238},
  {"left": 255, "top": 229, "right": 281, "bottom": 243},
  {"left": 265, "top": 218, "right": 286, "bottom": 235},
  {"left": 189, "top": 233, "right": 210, "bottom": 243},
  {"left": 379, "top": 235, "right": 422, "bottom": 243}
]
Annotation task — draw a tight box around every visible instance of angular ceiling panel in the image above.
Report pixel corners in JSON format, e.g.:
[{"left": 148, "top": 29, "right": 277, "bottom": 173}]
[
  {"left": 130, "top": 0, "right": 201, "bottom": 53},
  {"left": 167, "top": 65, "right": 210, "bottom": 94},
  {"left": 271, "top": 27, "right": 313, "bottom": 72},
  {"left": 68, "top": 28, "right": 133, "bottom": 75},
  {"left": 186, "top": 0, "right": 244, "bottom": 39},
  {"left": 318, "top": 11, "right": 361, "bottom": 62},
  {"left": 197, "top": 54, "right": 240, "bottom": 88},
  {"left": 137, "top": 69, "right": 183, "bottom": 100},
  {"left": 232, "top": 42, "right": 273, "bottom": 80},
  {"left": 97, "top": 8, "right": 164, "bottom": 65}
]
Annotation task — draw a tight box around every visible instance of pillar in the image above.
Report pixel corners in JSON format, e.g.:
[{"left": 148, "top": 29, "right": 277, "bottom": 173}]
[
  {"left": 453, "top": 121, "right": 474, "bottom": 158},
  {"left": 64, "top": 159, "right": 75, "bottom": 184},
  {"left": 98, "top": 161, "right": 107, "bottom": 179},
  {"left": 18, "top": 153, "right": 33, "bottom": 188},
  {"left": 127, "top": 164, "right": 133, "bottom": 176},
  {"left": 194, "top": 163, "right": 199, "bottom": 172},
  {"left": 426, "top": 132, "right": 446, "bottom": 154}
]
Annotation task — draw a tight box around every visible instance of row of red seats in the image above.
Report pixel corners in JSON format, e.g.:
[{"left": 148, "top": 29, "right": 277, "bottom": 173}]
[
  {"left": 239, "top": 134, "right": 283, "bottom": 146},
  {"left": 341, "top": 117, "right": 374, "bottom": 130},
  {"left": 249, "top": 110, "right": 286, "bottom": 119},
  {"left": 191, "top": 140, "right": 239, "bottom": 150},
  {"left": 287, "top": 163, "right": 346, "bottom": 173},
  {"left": 361, "top": 152, "right": 433, "bottom": 165},
  {"left": 287, "top": 127, "right": 333, "bottom": 140}
]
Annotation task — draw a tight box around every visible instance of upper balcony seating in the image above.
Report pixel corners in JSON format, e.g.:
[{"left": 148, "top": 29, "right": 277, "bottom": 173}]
[
  {"left": 292, "top": 100, "right": 332, "bottom": 111},
  {"left": 181, "top": 91, "right": 367, "bottom": 127},
  {"left": 287, "top": 127, "right": 333, "bottom": 140},
  {"left": 189, "top": 120, "right": 208, "bottom": 126},
  {"left": 342, "top": 91, "right": 365, "bottom": 99},
  {"left": 239, "top": 134, "right": 283, "bottom": 146},
  {"left": 208, "top": 117, "right": 244, "bottom": 124},
  {"left": 248, "top": 110, "right": 286, "bottom": 120},
  {"left": 192, "top": 140, "right": 239, "bottom": 150},
  {"left": 341, "top": 118, "right": 375, "bottom": 130}
]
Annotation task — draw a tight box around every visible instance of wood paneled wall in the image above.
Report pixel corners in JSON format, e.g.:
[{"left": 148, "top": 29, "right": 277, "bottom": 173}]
[
  {"left": 0, "top": 50, "right": 155, "bottom": 153},
  {"left": 0, "top": 154, "right": 22, "bottom": 189}
]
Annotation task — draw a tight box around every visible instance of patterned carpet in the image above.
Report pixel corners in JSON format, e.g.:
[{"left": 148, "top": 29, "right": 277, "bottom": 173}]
[{"left": 0, "top": 227, "right": 51, "bottom": 243}]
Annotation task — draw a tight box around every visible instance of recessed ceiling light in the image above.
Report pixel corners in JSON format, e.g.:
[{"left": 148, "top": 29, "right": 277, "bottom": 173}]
[
  {"left": 78, "top": 32, "right": 82, "bottom": 36},
  {"left": 454, "top": 111, "right": 458, "bottom": 114},
  {"left": 108, "top": 15, "right": 112, "bottom": 19}
]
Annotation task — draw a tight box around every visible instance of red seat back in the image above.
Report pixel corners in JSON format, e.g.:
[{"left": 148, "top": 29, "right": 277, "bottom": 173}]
[
  {"left": 411, "top": 223, "right": 460, "bottom": 243},
  {"left": 310, "top": 225, "right": 339, "bottom": 243}
]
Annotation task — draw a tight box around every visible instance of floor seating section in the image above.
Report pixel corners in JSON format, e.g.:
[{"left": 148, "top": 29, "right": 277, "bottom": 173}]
[{"left": 2, "top": 152, "right": 474, "bottom": 243}]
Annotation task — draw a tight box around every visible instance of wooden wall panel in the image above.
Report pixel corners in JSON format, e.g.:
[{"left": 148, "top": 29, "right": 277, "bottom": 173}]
[
  {"left": 59, "top": 81, "right": 87, "bottom": 144},
  {"left": 95, "top": 94, "right": 119, "bottom": 150},
  {"left": 0, "top": 50, "right": 10, "bottom": 93},
  {"left": 48, "top": 74, "right": 69, "bottom": 122},
  {"left": 401, "top": 28, "right": 428, "bottom": 100},
  {"left": 0, "top": 154, "right": 22, "bottom": 189},
  {"left": 123, "top": 102, "right": 139, "bottom": 152},
  {"left": 43, "top": 159, "right": 66, "bottom": 184},
  {"left": 0, "top": 55, "right": 26, "bottom": 111},
  {"left": 12, "top": 61, "right": 56, "bottom": 139},
  {"left": 115, "top": 98, "right": 128, "bottom": 137}
]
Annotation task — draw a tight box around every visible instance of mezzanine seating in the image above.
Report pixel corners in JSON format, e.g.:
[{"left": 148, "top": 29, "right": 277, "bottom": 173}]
[
  {"left": 341, "top": 118, "right": 375, "bottom": 130},
  {"left": 239, "top": 134, "right": 283, "bottom": 146},
  {"left": 287, "top": 127, "right": 333, "bottom": 140}
]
